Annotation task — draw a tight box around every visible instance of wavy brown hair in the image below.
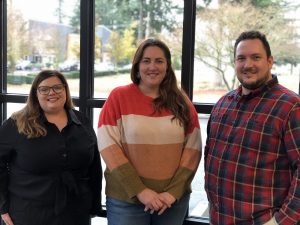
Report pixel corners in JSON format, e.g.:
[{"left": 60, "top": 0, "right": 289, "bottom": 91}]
[
  {"left": 130, "top": 38, "right": 191, "bottom": 132},
  {"left": 11, "top": 70, "right": 74, "bottom": 138}
]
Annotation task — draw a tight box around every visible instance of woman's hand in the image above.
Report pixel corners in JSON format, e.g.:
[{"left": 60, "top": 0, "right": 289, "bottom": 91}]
[
  {"left": 157, "top": 192, "right": 176, "bottom": 215},
  {"left": 1, "top": 213, "right": 14, "bottom": 225},
  {"left": 137, "top": 188, "right": 164, "bottom": 213}
]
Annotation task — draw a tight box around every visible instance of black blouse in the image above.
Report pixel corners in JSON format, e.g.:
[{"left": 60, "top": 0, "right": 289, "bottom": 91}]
[{"left": 0, "top": 109, "right": 102, "bottom": 216}]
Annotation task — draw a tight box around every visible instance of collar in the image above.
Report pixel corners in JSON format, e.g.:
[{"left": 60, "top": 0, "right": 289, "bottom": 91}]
[
  {"left": 228, "top": 74, "right": 278, "bottom": 100},
  {"left": 40, "top": 109, "right": 81, "bottom": 125},
  {"left": 68, "top": 109, "right": 81, "bottom": 125}
]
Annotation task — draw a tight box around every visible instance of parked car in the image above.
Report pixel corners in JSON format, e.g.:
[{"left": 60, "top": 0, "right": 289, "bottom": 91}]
[
  {"left": 58, "top": 60, "right": 80, "bottom": 72},
  {"left": 15, "top": 60, "right": 31, "bottom": 70},
  {"left": 94, "top": 62, "right": 114, "bottom": 72},
  {"left": 121, "top": 63, "right": 132, "bottom": 69}
]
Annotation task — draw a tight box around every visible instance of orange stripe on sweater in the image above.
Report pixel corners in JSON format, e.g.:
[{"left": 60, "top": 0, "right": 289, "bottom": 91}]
[
  {"left": 101, "top": 144, "right": 129, "bottom": 171},
  {"left": 123, "top": 143, "right": 183, "bottom": 180},
  {"left": 181, "top": 148, "right": 201, "bottom": 170}
]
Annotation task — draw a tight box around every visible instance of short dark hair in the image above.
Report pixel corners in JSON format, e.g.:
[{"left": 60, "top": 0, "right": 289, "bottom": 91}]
[{"left": 234, "top": 30, "right": 272, "bottom": 58}]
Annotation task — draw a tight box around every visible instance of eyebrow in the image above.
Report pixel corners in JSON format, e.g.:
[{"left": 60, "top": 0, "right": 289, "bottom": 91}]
[
  {"left": 142, "top": 56, "right": 165, "bottom": 60},
  {"left": 236, "top": 53, "right": 262, "bottom": 57},
  {"left": 38, "top": 84, "right": 64, "bottom": 87}
]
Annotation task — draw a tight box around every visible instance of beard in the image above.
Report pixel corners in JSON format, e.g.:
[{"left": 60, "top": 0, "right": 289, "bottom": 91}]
[
  {"left": 237, "top": 69, "right": 271, "bottom": 90},
  {"left": 240, "top": 79, "right": 266, "bottom": 90}
]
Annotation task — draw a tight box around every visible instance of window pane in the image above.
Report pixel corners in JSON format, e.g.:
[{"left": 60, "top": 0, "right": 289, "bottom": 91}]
[
  {"left": 189, "top": 114, "right": 209, "bottom": 218},
  {"left": 93, "top": 0, "right": 184, "bottom": 98},
  {"left": 7, "top": 103, "right": 25, "bottom": 118},
  {"left": 194, "top": 0, "right": 300, "bottom": 103},
  {"left": 93, "top": 108, "right": 106, "bottom": 207},
  {"left": 7, "top": 0, "right": 80, "bottom": 96}
]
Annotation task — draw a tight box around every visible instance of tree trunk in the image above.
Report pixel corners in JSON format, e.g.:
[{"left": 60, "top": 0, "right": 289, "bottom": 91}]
[{"left": 138, "top": 0, "right": 144, "bottom": 41}]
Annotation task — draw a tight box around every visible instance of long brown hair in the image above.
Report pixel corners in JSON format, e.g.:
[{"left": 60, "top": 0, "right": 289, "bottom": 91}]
[
  {"left": 11, "top": 70, "right": 74, "bottom": 138},
  {"left": 130, "top": 38, "right": 191, "bottom": 132}
]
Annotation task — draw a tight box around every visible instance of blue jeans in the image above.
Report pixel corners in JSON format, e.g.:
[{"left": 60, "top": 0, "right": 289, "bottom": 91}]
[{"left": 106, "top": 194, "right": 190, "bottom": 225}]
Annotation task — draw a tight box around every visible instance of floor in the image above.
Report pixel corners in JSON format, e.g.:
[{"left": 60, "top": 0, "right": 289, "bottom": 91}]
[{"left": 92, "top": 217, "right": 107, "bottom": 225}]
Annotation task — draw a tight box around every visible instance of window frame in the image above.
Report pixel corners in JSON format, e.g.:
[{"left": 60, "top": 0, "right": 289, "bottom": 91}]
[
  {"left": 1, "top": 0, "right": 299, "bottom": 224},
  {"left": 0, "top": 0, "right": 211, "bottom": 223}
]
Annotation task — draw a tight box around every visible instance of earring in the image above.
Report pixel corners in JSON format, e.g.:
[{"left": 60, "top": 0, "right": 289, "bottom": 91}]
[{"left": 136, "top": 72, "right": 140, "bottom": 79}]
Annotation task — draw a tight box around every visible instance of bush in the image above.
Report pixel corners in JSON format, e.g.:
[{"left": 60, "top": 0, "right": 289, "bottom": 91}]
[
  {"left": 7, "top": 68, "right": 131, "bottom": 85},
  {"left": 94, "top": 68, "right": 130, "bottom": 77},
  {"left": 7, "top": 75, "right": 26, "bottom": 85},
  {"left": 25, "top": 74, "right": 36, "bottom": 84},
  {"left": 63, "top": 71, "right": 80, "bottom": 79}
]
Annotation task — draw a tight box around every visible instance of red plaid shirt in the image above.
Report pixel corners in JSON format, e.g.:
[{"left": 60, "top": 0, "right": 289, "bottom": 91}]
[{"left": 205, "top": 76, "right": 300, "bottom": 225}]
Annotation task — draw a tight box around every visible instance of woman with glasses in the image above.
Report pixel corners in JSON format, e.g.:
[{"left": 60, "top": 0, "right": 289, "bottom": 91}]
[{"left": 0, "top": 70, "right": 102, "bottom": 225}]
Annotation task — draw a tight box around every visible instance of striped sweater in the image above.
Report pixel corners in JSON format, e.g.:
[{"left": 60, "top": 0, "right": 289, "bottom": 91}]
[{"left": 97, "top": 83, "right": 201, "bottom": 203}]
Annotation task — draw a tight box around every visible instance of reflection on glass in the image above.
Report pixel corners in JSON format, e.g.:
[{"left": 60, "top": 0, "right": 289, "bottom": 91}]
[
  {"left": 7, "top": 0, "right": 80, "bottom": 96},
  {"left": 93, "top": 0, "right": 184, "bottom": 98},
  {"left": 194, "top": 0, "right": 300, "bottom": 103}
]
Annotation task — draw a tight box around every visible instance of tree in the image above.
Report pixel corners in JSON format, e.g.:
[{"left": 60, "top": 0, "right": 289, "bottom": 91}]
[
  {"left": 94, "top": 35, "right": 103, "bottom": 62},
  {"left": 7, "top": 0, "right": 29, "bottom": 73},
  {"left": 122, "top": 24, "right": 137, "bottom": 63},
  {"left": 70, "top": 0, "right": 80, "bottom": 33},
  {"left": 144, "top": 0, "right": 181, "bottom": 37},
  {"left": 107, "top": 24, "right": 136, "bottom": 68},
  {"left": 195, "top": 0, "right": 300, "bottom": 90},
  {"left": 217, "top": 0, "right": 289, "bottom": 8},
  {"left": 107, "top": 32, "right": 122, "bottom": 70},
  {"left": 69, "top": 0, "right": 180, "bottom": 41},
  {"left": 55, "top": 0, "right": 66, "bottom": 24}
]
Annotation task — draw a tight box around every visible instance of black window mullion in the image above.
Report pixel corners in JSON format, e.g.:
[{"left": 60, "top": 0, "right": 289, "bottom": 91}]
[
  {"left": 181, "top": 0, "right": 196, "bottom": 101},
  {"left": 0, "top": 0, "right": 7, "bottom": 123},
  {"left": 79, "top": 0, "right": 95, "bottom": 121}
]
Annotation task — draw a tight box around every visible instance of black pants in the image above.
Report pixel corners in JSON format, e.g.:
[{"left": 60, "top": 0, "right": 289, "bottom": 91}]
[{"left": 9, "top": 194, "right": 92, "bottom": 225}]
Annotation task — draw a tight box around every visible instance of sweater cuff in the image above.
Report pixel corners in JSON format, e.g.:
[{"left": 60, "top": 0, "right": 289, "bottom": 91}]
[
  {"left": 111, "top": 163, "right": 146, "bottom": 198},
  {"left": 163, "top": 167, "right": 194, "bottom": 200}
]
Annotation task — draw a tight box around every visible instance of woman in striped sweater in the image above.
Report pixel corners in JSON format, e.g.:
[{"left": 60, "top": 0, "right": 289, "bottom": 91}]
[{"left": 97, "top": 38, "right": 202, "bottom": 225}]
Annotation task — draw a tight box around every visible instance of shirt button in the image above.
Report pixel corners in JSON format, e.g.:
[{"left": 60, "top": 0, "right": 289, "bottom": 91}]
[{"left": 214, "top": 203, "right": 219, "bottom": 210}]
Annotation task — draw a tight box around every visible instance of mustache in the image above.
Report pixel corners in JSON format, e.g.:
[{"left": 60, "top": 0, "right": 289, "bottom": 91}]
[{"left": 242, "top": 67, "right": 257, "bottom": 73}]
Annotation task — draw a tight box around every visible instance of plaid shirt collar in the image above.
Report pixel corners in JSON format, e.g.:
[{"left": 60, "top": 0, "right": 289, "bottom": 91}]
[{"left": 229, "top": 74, "right": 278, "bottom": 101}]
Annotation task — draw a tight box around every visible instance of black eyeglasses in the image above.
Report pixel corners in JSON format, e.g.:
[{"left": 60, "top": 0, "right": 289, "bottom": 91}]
[{"left": 37, "top": 84, "right": 66, "bottom": 95}]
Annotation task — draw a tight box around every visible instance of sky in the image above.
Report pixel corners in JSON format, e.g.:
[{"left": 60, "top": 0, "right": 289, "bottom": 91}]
[
  {"left": 12, "top": 0, "right": 77, "bottom": 24},
  {"left": 11, "top": 0, "right": 219, "bottom": 24},
  {"left": 11, "top": 0, "right": 300, "bottom": 24}
]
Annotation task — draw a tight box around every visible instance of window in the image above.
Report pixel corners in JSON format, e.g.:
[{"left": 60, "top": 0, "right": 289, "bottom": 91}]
[
  {"left": 1, "top": 0, "right": 299, "bottom": 224},
  {"left": 193, "top": 0, "right": 300, "bottom": 103},
  {"left": 6, "top": 0, "right": 80, "bottom": 96},
  {"left": 93, "top": 0, "right": 184, "bottom": 98}
]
